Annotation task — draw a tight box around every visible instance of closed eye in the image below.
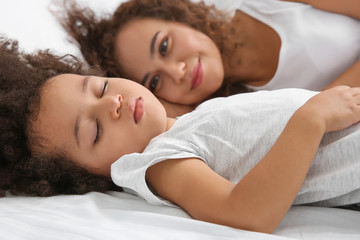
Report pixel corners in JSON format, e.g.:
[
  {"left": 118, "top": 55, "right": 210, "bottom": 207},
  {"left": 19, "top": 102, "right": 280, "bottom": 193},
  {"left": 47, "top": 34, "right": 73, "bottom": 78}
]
[
  {"left": 100, "top": 80, "right": 108, "bottom": 98},
  {"left": 94, "top": 119, "right": 101, "bottom": 144}
]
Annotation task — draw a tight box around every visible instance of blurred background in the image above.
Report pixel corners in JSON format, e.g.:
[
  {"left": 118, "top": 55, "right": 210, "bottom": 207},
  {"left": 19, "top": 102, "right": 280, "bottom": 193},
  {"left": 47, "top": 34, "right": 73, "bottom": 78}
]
[{"left": 0, "top": 0, "right": 123, "bottom": 56}]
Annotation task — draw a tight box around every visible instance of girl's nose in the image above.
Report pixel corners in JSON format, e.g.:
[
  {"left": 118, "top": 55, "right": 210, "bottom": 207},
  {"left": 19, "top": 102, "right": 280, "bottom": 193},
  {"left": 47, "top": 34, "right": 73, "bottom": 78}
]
[{"left": 100, "top": 94, "right": 123, "bottom": 120}]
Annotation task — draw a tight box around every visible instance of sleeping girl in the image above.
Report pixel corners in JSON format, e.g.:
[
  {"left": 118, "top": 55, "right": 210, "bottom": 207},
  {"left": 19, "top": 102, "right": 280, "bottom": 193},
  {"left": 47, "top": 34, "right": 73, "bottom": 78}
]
[{"left": 1, "top": 37, "right": 360, "bottom": 233}]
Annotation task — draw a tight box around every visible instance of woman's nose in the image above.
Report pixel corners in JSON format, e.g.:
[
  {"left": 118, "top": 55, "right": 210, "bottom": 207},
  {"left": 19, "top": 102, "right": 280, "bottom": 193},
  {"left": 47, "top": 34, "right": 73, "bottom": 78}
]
[
  {"left": 98, "top": 94, "right": 123, "bottom": 120},
  {"left": 165, "top": 61, "right": 186, "bottom": 84}
]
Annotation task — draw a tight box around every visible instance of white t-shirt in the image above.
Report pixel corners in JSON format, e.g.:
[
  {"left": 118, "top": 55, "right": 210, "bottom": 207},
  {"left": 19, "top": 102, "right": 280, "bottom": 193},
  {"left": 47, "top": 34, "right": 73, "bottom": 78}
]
[
  {"left": 111, "top": 89, "right": 360, "bottom": 208},
  {"left": 204, "top": 0, "right": 360, "bottom": 91}
]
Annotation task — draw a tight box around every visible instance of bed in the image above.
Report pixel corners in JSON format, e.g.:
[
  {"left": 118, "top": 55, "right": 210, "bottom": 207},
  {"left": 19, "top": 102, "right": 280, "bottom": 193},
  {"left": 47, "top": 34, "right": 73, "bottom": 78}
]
[{"left": 1, "top": 1, "right": 360, "bottom": 239}]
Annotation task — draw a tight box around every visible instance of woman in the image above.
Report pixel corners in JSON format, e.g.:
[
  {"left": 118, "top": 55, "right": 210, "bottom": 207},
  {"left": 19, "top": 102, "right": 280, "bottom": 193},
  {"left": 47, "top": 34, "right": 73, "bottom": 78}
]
[{"left": 59, "top": 0, "right": 360, "bottom": 116}]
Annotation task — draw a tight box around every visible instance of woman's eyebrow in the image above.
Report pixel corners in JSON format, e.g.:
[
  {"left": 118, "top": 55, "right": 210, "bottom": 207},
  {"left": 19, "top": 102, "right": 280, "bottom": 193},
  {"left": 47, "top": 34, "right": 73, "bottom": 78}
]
[
  {"left": 141, "top": 31, "right": 161, "bottom": 86},
  {"left": 74, "top": 76, "right": 91, "bottom": 147},
  {"left": 150, "top": 31, "right": 160, "bottom": 57}
]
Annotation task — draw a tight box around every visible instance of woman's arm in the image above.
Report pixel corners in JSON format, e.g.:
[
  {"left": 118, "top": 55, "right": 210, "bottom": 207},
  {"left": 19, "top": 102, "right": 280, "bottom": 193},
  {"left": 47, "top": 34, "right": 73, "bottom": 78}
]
[
  {"left": 283, "top": 0, "right": 360, "bottom": 19},
  {"left": 282, "top": 1, "right": 360, "bottom": 89},
  {"left": 323, "top": 61, "right": 360, "bottom": 90},
  {"left": 147, "top": 86, "right": 360, "bottom": 233}
]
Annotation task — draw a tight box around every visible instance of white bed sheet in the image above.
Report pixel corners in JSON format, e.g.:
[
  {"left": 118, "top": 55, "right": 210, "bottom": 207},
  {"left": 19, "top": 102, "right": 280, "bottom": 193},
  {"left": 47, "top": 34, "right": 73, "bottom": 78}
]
[
  {"left": 0, "top": 192, "right": 287, "bottom": 240},
  {"left": 1, "top": 0, "right": 360, "bottom": 239},
  {"left": 0, "top": 192, "right": 359, "bottom": 240}
]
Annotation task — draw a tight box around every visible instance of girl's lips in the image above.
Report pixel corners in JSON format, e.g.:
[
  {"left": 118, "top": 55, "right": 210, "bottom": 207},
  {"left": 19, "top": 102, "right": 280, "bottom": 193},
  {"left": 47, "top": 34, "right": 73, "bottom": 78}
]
[
  {"left": 134, "top": 97, "right": 144, "bottom": 124},
  {"left": 191, "top": 59, "right": 204, "bottom": 90},
  {"left": 129, "top": 97, "right": 144, "bottom": 124}
]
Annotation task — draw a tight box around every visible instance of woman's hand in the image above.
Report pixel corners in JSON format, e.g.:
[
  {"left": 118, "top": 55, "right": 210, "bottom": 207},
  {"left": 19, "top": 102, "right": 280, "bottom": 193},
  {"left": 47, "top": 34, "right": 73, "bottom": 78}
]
[
  {"left": 323, "top": 61, "right": 360, "bottom": 90},
  {"left": 281, "top": 0, "right": 360, "bottom": 20},
  {"left": 299, "top": 86, "right": 360, "bottom": 133}
]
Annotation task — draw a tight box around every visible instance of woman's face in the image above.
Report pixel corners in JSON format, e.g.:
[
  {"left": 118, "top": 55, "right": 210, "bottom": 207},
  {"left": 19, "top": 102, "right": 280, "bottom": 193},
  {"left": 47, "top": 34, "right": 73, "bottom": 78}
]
[
  {"left": 33, "top": 74, "right": 170, "bottom": 176},
  {"left": 115, "top": 18, "right": 224, "bottom": 105}
]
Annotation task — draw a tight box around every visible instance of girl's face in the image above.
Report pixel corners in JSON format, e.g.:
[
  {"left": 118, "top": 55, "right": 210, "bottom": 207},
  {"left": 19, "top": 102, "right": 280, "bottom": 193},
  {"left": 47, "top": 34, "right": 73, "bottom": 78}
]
[
  {"left": 34, "top": 74, "right": 170, "bottom": 176},
  {"left": 115, "top": 18, "right": 224, "bottom": 105}
]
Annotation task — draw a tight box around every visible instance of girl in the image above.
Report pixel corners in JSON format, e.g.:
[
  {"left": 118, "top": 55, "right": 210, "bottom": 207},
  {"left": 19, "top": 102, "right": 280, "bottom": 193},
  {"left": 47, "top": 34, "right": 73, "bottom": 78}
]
[
  {"left": 1, "top": 37, "right": 360, "bottom": 233},
  {"left": 0, "top": 37, "right": 118, "bottom": 196},
  {"left": 59, "top": 0, "right": 360, "bottom": 117}
]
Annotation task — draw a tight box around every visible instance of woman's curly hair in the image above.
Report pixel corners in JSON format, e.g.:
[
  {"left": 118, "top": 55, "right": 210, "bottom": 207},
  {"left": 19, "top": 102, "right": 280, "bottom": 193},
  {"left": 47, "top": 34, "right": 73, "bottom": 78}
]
[
  {"left": 0, "top": 36, "right": 119, "bottom": 197},
  {"left": 59, "top": 0, "right": 248, "bottom": 99},
  {"left": 59, "top": 0, "right": 231, "bottom": 77}
]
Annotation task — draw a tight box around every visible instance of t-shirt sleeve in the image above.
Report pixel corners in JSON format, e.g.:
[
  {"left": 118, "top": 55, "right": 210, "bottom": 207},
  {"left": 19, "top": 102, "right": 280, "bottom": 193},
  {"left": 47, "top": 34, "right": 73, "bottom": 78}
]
[{"left": 111, "top": 138, "right": 206, "bottom": 207}]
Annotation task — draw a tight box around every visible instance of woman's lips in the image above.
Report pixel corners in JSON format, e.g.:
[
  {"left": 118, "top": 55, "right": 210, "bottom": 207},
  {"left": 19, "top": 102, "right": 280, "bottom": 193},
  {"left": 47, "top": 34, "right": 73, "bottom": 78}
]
[
  {"left": 129, "top": 97, "right": 144, "bottom": 124},
  {"left": 191, "top": 59, "right": 203, "bottom": 90}
]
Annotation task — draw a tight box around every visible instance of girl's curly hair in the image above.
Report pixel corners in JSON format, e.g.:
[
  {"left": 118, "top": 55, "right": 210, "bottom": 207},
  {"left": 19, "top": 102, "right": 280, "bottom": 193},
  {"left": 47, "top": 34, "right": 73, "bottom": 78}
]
[{"left": 0, "top": 36, "right": 119, "bottom": 197}]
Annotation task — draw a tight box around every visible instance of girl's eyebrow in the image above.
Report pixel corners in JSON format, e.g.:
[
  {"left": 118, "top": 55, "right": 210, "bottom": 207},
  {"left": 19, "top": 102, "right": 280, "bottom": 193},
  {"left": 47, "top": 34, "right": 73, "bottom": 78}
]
[
  {"left": 74, "top": 115, "right": 81, "bottom": 147},
  {"left": 74, "top": 76, "right": 91, "bottom": 147},
  {"left": 82, "top": 75, "right": 90, "bottom": 92},
  {"left": 141, "top": 31, "right": 161, "bottom": 86}
]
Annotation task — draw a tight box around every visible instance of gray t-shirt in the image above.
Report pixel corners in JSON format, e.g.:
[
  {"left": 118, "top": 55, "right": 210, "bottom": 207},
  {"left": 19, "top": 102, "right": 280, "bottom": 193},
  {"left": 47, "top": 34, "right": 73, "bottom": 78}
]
[{"left": 111, "top": 89, "right": 360, "bottom": 207}]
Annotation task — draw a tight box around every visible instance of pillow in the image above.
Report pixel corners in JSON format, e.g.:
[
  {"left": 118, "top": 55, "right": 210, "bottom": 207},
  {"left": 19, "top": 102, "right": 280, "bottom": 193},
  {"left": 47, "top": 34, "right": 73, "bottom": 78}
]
[{"left": 0, "top": 0, "right": 123, "bottom": 56}]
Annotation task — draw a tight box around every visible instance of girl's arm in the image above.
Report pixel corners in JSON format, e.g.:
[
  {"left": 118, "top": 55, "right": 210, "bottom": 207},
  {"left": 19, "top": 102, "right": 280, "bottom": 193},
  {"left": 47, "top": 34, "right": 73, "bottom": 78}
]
[
  {"left": 322, "top": 60, "right": 360, "bottom": 90},
  {"left": 282, "top": 0, "right": 360, "bottom": 19},
  {"left": 147, "top": 86, "right": 360, "bottom": 233}
]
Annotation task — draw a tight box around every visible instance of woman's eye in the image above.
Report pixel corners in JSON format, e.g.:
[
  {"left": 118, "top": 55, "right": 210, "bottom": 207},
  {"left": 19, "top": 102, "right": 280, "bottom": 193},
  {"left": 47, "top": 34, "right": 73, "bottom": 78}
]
[
  {"left": 149, "top": 75, "right": 159, "bottom": 92},
  {"left": 159, "top": 38, "right": 168, "bottom": 56},
  {"left": 99, "top": 80, "right": 108, "bottom": 98},
  {"left": 94, "top": 119, "right": 101, "bottom": 144}
]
